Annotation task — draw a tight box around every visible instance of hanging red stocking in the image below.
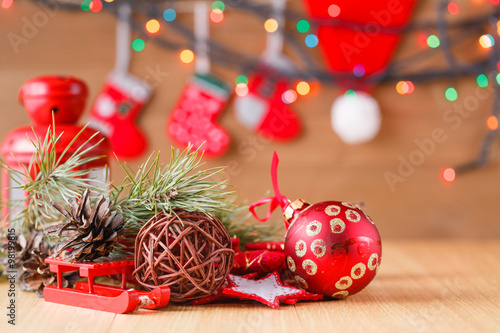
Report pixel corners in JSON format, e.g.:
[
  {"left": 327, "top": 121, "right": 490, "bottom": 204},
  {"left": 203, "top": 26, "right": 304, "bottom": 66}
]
[
  {"left": 302, "top": 0, "right": 418, "bottom": 144},
  {"left": 88, "top": 4, "right": 152, "bottom": 158},
  {"left": 233, "top": 0, "right": 301, "bottom": 142},
  {"left": 167, "top": 2, "right": 231, "bottom": 157}
]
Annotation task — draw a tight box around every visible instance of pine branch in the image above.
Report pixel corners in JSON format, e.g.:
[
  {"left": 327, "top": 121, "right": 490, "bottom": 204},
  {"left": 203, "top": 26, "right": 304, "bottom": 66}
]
[
  {"left": 109, "top": 146, "right": 281, "bottom": 257},
  {"left": 0, "top": 121, "right": 107, "bottom": 230},
  {"left": 110, "top": 146, "right": 233, "bottom": 233}
]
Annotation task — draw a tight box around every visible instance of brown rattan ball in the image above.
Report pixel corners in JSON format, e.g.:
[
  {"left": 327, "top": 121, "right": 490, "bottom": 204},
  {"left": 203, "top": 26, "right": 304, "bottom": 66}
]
[{"left": 133, "top": 210, "right": 235, "bottom": 302}]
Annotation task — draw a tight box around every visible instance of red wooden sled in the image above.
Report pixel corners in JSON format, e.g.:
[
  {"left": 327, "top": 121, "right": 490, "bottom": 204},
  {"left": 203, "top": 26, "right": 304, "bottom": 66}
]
[{"left": 44, "top": 257, "right": 170, "bottom": 313}]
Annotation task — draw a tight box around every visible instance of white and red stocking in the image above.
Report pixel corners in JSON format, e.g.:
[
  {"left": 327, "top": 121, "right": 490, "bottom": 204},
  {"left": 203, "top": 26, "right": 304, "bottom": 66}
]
[
  {"left": 234, "top": 66, "right": 300, "bottom": 141},
  {"left": 234, "top": 0, "right": 301, "bottom": 141},
  {"left": 167, "top": 74, "right": 231, "bottom": 157},
  {"left": 167, "top": 2, "right": 231, "bottom": 157},
  {"left": 89, "top": 72, "right": 151, "bottom": 158},
  {"left": 302, "top": 0, "right": 418, "bottom": 144},
  {"left": 88, "top": 3, "right": 152, "bottom": 158}
]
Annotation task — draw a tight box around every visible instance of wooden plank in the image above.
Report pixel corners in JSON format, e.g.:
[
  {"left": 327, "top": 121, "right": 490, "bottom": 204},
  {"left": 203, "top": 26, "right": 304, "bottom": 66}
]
[{"left": 1, "top": 240, "right": 500, "bottom": 332}]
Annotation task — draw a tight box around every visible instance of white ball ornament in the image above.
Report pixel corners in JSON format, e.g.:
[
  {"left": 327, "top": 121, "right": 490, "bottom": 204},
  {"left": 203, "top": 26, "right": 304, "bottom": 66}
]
[{"left": 330, "top": 91, "right": 382, "bottom": 144}]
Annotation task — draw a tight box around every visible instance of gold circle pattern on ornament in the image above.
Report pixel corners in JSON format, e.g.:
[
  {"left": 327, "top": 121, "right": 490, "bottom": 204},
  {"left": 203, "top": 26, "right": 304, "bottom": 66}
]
[
  {"left": 287, "top": 256, "right": 296, "bottom": 272},
  {"left": 368, "top": 253, "right": 379, "bottom": 271},
  {"left": 332, "top": 290, "right": 349, "bottom": 298},
  {"left": 295, "top": 240, "right": 307, "bottom": 257},
  {"left": 325, "top": 205, "right": 341, "bottom": 216},
  {"left": 330, "top": 218, "right": 346, "bottom": 233},
  {"left": 335, "top": 276, "right": 353, "bottom": 290},
  {"left": 306, "top": 220, "right": 322, "bottom": 237},
  {"left": 351, "top": 262, "right": 366, "bottom": 279},
  {"left": 302, "top": 259, "right": 318, "bottom": 276},
  {"left": 342, "top": 202, "right": 357, "bottom": 208},
  {"left": 310, "top": 239, "right": 326, "bottom": 258},
  {"left": 345, "top": 209, "right": 361, "bottom": 222},
  {"left": 365, "top": 213, "right": 374, "bottom": 224},
  {"left": 133, "top": 210, "right": 234, "bottom": 302},
  {"left": 294, "top": 275, "right": 309, "bottom": 289}
]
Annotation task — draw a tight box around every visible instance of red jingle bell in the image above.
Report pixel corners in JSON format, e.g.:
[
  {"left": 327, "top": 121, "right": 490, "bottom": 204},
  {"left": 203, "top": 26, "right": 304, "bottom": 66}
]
[{"left": 250, "top": 153, "right": 381, "bottom": 299}]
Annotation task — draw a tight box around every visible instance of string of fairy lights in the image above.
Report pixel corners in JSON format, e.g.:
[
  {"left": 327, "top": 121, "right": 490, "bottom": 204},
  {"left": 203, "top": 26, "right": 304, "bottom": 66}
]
[{"left": 3, "top": 0, "right": 500, "bottom": 182}]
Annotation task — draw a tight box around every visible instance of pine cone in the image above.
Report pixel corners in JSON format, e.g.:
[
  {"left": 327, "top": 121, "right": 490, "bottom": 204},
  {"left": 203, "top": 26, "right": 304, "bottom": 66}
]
[
  {"left": 0, "top": 230, "right": 78, "bottom": 297},
  {"left": 44, "top": 189, "right": 124, "bottom": 262},
  {"left": 1, "top": 230, "right": 45, "bottom": 278}
]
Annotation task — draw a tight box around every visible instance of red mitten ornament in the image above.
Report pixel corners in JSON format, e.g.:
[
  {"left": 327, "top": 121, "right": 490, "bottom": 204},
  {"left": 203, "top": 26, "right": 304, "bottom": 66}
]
[
  {"left": 231, "top": 250, "right": 285, "bottom": 276},
  {"left": 234, "top": 66, "right": 301, "bottom": 141},
  {"left": 250, "top": 152, "right": 382, "bottom": 299},
  {"left": 167, "top": 74, "right": 231, "bottom": 158},
  {"left": 88, "top": 72, "right": 152, "bottom": 158},
  {"left": 301, "top": 0, "right": 417, "bottom": 144}
]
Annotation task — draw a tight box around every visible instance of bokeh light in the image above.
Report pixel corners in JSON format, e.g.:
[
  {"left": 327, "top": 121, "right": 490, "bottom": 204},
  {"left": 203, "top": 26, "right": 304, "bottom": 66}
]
[
  {"left": 442, "top": 168, "right": 456, "bottom": 183},
  {"left": 146, "top": 19, "right": 160, "bottom": 34},
  {"left": 132, "top": 38, "right": 145, "bottom": 52},
  {"left": 296, "top": 81, "right": 310, "bottom": 96},
  {"left": 163, "top": 8, "right": 176, "bottom": 22},
  {"left": 282, "top": 90, "right": 297, "bottom": 104},
  {"left": 396, "top": 81, "right": 415, "bottom": 95},
  {"left": 210, "top": 9, "right": 224, "bottom": 23},
  {"left": 264, "top": 19, "right": 278, "bottom": 33},
  {"left": 479, "top": 34, "right": 494, "bottom": 48},
  {"left": 328, "top": 4, "right": 341, "bottom": 17},
  {"left": 476, "top": 74, "right": 488, "bottom": 87},
  {"left": 212, "top": 1, "right": 225, "bottom": 12},
  {"left": 235, "top": 75, "right": 248, "bottom": 85},
  {"left": 235, "top": 83, "right": 249, "bottom": 97},
  {"left": 344, "top": 90, "right": 357, "bottom": 97},
  {"left": 81, "top": 0, "right": 91, "bottom": 11},
  {"left": 305, "top": 34, "right": 318, "bottom": 48},
  {"left": 445, "top": 87, "right": 458, "bottom": 101},
  {"left": 353, "top": 64, "right": 366, "bottom": 77},
  {"left": 427, "top": 35, "right": 440, "bottom": 48},
  {"left": 89, "top": 0, "right": 102, "bottom": 12},
  {"left": 296, "top": 20, "right": 310, "bottom": 33},
  {"left": 180, "top": 49, "right": 195, "bottom": 63},
  {"left": 447, "top": 2, "right": 460, "bottom": 15},
  {"left": 487, "top": 116, "right": 498, "bottom": 130},
  {"left": 1, "top": 0, "right": 13, "bottom": 9},
  {"left": 417, "top": 32, "right": 429, "bottom": 48}
]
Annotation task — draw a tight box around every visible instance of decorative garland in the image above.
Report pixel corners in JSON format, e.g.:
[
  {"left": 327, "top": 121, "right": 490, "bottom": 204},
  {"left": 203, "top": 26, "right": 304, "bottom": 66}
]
[{"left": 16, "top": 0, "right": 500, "bottom": 177}]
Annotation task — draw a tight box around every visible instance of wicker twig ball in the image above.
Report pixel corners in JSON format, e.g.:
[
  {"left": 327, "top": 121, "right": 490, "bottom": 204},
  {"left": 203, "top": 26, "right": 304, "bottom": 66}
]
[{"left": 133, "top": 210, "right": 235, "bottom": 302}]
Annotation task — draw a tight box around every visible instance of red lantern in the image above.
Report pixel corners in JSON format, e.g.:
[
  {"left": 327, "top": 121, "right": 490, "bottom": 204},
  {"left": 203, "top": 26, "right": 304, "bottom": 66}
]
[{"left": 0, "top": 75, "right": 110, "bottom": 222}]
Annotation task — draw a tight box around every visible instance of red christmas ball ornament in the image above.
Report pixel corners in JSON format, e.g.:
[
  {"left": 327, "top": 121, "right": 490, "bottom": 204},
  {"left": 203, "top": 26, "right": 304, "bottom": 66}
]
[
  {"left": 283, "top": 199, "right": 381, "bottom": 298},
  {"left": 250, "top": 153, "right": 381, "bottom": 299}
]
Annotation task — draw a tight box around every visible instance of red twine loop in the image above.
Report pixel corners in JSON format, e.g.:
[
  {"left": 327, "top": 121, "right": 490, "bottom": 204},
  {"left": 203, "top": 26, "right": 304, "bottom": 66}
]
[{"left": 249, "top": 151, "right": 289, "bottom": 222}]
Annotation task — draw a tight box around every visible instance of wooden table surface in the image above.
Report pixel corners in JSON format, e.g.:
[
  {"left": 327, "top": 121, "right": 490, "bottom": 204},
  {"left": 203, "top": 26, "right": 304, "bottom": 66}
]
[{"left": 1, "top": 239, "right": 500, "bottom": 333}]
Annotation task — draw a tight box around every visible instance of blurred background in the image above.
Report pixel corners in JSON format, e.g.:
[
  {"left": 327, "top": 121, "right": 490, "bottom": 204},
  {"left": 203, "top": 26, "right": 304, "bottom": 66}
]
[{"left": 0, "top": 0, "right": 499, "bottom": 239}]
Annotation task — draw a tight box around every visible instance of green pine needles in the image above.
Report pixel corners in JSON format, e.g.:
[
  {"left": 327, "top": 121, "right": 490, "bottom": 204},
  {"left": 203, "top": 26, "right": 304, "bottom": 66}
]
[
  {"left": 1, "top": 122, "right": 278, "bottom": 256},
  {"left": 110, "top": 146, "right": 233, "bottom": 238},
  {"left": 0, "top": 123, "right": 106, "bottom": 231}
]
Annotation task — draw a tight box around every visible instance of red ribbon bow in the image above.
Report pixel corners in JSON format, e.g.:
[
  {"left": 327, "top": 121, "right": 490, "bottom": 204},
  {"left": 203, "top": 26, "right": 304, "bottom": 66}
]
[{"left": 249, "top": 151, "right": 289, "bottom": 223}]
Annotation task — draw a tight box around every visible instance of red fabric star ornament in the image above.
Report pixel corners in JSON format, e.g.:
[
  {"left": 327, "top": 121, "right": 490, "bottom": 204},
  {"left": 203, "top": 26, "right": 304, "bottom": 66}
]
[
  {"left": 223, "top": 271, "right": 320, "bottom": 309},
  {"left": 231, "top": 250, "right": 285, "bottom": 276},
  {"left": 192, "top": 273, "right": 258, "bottom": 306},
  {"left": 282, "top": 291, "right": 324, "bottom": 305}
]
